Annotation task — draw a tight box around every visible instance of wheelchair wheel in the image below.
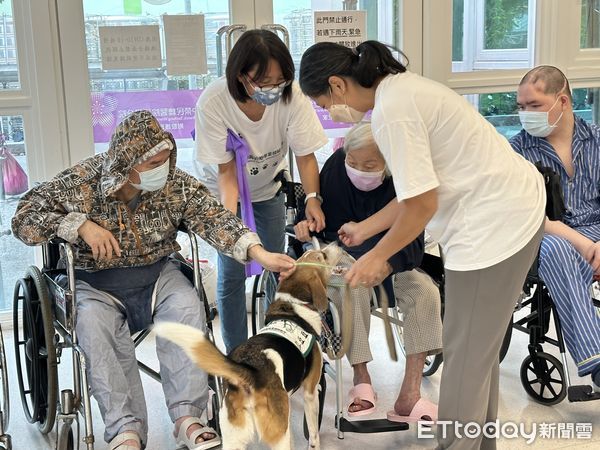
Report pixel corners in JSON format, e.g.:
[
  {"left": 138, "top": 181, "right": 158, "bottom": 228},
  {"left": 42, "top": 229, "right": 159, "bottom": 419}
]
[
  {"left": 422, "top": 353, "right": 443, "bottom": 377},
  {"left": 520, "top": 351, "right": 566, "bottom": 405},
  {"left": 0, "top": 326, "right": 9, "bottom": 432},
  {"left": 498, "top": 315, "right": 513, "bottom": 364},
  {"left": 56, "top": 421, "right": 75, "bottom": 450},
  {"left": 303, "top": 368, "right": 326, "bottom": 440},
  {"left": 13, "top": 266, "right": 58, "bottom": 434},
  {"left": 251, "top": 270, "right": 278, "bottom": 335}
]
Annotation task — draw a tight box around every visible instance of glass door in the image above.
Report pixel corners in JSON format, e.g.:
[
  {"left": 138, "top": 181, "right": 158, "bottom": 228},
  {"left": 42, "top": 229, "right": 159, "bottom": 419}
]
[
  {"left": 0, "top": 0, "right": 36, "bottom": 315},
  {"left": 272, "top": 0, "right": 401, "bottom": 167},
  {"left": 83, "top": 0, "right": 230, "bottom": 177}
]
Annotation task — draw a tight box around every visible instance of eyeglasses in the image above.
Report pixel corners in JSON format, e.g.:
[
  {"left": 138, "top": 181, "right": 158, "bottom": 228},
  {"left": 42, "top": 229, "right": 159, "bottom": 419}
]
[{"left": 245, "top": 75, "right": 292, "bottom": 92}]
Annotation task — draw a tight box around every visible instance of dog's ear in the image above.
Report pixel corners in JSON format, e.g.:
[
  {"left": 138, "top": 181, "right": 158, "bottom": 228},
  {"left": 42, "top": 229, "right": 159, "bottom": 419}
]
[{"left": 309, "top": 276, "right": 328, "bottom": 311}]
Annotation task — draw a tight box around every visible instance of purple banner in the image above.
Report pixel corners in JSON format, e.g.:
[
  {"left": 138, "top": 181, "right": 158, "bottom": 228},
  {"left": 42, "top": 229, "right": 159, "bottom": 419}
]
[
  {"left": 91, "top": 90, "right": 202, "bottom": 143},
  {"left": 91, "top": 89, "right": 357, "bottom": 143}
]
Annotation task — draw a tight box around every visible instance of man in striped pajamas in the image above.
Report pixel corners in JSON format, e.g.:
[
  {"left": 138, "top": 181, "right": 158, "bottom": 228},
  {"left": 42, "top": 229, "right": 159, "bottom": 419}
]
[{"left": 510, "top": 65, "right": 600, "bottom": 389}]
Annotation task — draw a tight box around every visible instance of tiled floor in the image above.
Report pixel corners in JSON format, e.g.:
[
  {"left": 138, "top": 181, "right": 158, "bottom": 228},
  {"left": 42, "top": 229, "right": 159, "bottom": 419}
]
[{"left": 2, "top": 307, "right": 599, "bottom": 450}]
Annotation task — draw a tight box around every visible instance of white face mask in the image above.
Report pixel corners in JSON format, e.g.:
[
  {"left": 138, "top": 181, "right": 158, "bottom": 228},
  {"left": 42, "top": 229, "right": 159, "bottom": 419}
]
[
  {"left": 518, "top": 95, "right": 564, "bottom": 138},
  {"left": 328, "top": 88, "right": 366, "bottom": 123},
  {"left": 130, "top": 159, "right": 170, "bottom": 192}
]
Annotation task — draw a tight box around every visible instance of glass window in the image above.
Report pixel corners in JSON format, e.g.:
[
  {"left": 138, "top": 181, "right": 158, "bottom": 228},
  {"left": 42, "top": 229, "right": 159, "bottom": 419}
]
[
  {"left": 274, "top": 0, "right": 399, "bottom": 74},
  {"left": 483, "top": 0, "right": 528, "bottom": 50},
  {"left": 453, "top": 0, "right": 533, "bottom": 72},
  {"left": 581, "top": 0, "right": 600, "bottom": 48},
  {"left": 0, "top": 2, "right": 21, "bottom": 89},
  {"left": 0, "top": 114, "right": 33, "bottom": 312},
  {"left": 83, "top": 0, "right": 230, "bottom": 172},
  {"left": 573, "top": 87, "right": 599, "bottom": 125},
  {"left": 464, "top": 86, "right": 600, "bottom": 142},
  {"left": 463, "top": 91, "right": 520, "bottom": 139},
  {"left": 273, "top": 0, "right": 399, "bottom": 172}
]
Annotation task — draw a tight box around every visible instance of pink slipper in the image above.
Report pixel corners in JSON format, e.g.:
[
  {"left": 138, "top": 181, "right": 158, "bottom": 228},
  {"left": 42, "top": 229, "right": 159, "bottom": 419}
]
[
  {"left": 387, "top": 398, "right": 437, "bottom": 423},
  {"left": 347, "top": 383, "right": 377, "bottom": 417}
]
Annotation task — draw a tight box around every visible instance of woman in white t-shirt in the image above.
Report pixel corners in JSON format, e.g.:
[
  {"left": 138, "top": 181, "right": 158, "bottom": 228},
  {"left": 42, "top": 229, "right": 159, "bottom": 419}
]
[
  {"left": 195, "top": 30, "right": 328, "bottom": 353},
  {"left": 299, "top": 41, "right": 545, "bottom": 449}
]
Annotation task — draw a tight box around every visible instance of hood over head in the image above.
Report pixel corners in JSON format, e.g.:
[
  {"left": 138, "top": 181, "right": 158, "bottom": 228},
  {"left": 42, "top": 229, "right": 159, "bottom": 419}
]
[{"left": 101, "top": 110, "right": 177, "bottom": 197}]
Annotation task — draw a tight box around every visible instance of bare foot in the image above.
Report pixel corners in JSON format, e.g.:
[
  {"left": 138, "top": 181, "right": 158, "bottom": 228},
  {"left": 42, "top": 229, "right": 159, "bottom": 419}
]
[
  {"left": 349, "top": 363, "right": 375, "bottom": 414},
  {"left": 393, "top": 395, "right": 426, "bottom": 419}
]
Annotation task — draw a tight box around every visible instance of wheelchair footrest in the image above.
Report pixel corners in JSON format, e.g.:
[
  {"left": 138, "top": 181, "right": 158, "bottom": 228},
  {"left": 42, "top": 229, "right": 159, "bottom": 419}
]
[
  {"left": 568, "top": 385, "right": 600, "bottom": 402},
  {"left": 335, "top": 416, "right": 409, "bottom": 434}
]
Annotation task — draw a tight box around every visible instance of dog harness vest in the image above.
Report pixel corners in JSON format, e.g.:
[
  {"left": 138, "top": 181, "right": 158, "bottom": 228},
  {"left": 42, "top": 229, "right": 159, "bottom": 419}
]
[{"left": 257, "top": 319, "right": 316, "bottom": 357}]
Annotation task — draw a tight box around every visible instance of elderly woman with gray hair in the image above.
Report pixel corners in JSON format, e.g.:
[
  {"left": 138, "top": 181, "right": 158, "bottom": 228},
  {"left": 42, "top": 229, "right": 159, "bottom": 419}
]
[{"left": 294, "top": 122, "right": 442, "bottom": 422}]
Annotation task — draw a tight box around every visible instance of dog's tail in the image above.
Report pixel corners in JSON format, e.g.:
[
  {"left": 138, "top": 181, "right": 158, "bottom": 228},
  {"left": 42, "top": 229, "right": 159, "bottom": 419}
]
[{"left": 153, "top": 322, "right": 253, "bottom": 389}]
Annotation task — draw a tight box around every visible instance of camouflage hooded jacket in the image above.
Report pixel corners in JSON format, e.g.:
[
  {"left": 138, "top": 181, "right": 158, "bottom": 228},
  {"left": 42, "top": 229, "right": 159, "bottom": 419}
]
[{"left": 12, "top": 110, "right": 260, "bottom": 271}]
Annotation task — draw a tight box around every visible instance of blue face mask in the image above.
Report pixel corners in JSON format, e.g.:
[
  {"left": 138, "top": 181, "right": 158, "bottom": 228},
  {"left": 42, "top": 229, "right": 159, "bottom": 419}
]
[{"left": 245, "top": 76, "right": 290, "bottom": 106}]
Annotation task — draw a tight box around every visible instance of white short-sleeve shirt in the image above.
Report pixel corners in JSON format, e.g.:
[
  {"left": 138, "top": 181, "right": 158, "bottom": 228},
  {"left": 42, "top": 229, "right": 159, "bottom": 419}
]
[
  {"left": 372, "top": 71, "right": 545, "bottom": 271},
  {"left": 194, "top": 78, "right": 328, "bottom": 201}
]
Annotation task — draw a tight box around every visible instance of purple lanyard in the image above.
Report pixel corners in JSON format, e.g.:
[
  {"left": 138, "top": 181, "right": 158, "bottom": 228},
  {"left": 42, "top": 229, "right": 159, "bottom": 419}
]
[{"left": 227, "top": 129, "right": 263, "bottom": 276}]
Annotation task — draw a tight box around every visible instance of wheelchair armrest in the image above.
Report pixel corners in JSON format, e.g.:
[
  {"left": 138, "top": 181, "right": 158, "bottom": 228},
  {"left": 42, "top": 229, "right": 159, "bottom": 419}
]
[
  {"left": 284, "top": 224, "right": 296, "bottom": 235},
  {"left": 593, "top": 298, "right": 600, "bottom": 308}
]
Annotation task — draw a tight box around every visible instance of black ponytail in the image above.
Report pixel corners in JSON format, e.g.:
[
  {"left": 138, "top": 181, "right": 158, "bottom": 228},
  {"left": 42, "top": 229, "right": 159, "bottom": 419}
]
[{"left": 299, "top": 40, "right": 408, "bottom": 97}]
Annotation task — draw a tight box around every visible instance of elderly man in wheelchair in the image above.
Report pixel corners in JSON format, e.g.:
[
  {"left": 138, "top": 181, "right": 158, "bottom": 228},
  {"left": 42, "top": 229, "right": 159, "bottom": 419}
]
[
  {"left": 294, "top": 122, "right": 443, "bottom": 423},
  {"left": 510, "top": 66, "right": 600, "bottom": 397},
  {"left": 11, "top": 110, "right": 294, "bottom": 450}
]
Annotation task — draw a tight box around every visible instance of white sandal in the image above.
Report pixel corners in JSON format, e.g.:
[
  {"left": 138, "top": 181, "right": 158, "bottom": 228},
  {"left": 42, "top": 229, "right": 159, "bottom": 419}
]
[
  {"left": 109, "top": 431, "right": 142, "bottom": 450},
  {"left": 176, "top": 417, "right": 221, "bottom": 450}
]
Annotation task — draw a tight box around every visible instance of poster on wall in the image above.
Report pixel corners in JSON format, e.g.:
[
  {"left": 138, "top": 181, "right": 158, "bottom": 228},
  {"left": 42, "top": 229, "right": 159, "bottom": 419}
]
[
  {"left": 90, "top": 89, "right": 355, "bottom": 144},
  {"left": 99, "top": 25, "right": 162, "bottom": 70},
  {"left": 163, "top": 14, "right": 207, "bottom": 76},
  {"left": 91, "top": 90, "right": 201, "bottom": 142},
  {"left": 314, "top": 10, "right": 366, "bottom": 48}
]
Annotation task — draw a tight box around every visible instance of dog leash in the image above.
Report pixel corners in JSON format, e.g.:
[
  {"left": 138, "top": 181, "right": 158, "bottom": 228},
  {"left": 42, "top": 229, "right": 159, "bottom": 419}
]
[
  {"left": 293, "top": 261, "right": 397, "bottom": 362},
  {"left": 292, "top": 261, "right": 353, "bottom": 359}
]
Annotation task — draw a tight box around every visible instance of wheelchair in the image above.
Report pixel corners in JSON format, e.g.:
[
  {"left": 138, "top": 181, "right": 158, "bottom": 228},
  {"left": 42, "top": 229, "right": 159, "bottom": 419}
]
[
  {"left": 12, "top": 229, "right": 223, "bottom": 450},
  {"left": 250, "top": 174, "right": 445, "bottom": 439},
  {"left": 499, "top": 257, "right": 600, "bottom": 406}
]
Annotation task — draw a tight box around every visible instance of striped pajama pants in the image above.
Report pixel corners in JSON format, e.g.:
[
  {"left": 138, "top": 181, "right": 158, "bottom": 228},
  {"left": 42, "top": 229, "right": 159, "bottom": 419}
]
[{"left": 538, "top": 223, "right": 600, "bottom": 376}]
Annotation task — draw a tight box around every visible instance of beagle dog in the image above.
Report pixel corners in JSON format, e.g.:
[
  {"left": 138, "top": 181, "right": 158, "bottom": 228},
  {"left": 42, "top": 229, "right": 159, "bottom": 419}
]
[{"left": 155, "top": 243, "right": 342, "bottom": 450}]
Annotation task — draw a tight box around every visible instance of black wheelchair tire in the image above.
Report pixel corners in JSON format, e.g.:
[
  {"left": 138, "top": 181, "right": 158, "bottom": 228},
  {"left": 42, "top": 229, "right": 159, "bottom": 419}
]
[
  {"left": 0, "top": 325, "right": 9, "bottom": 432},
  {"left": 520, "top": 351, "right": 566, "bottom": 405},
  {"left": 12, "top": 266, "right": 58, "bottom": 434},
  {"left": 251, "top": 270, "right": 278, "bottom": 335},
  {"left": 422, "top": 353, "right": 443, "bottom": 377},
  {"left": 499, "top": 315, "right": 513, "bottom": 364}
]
